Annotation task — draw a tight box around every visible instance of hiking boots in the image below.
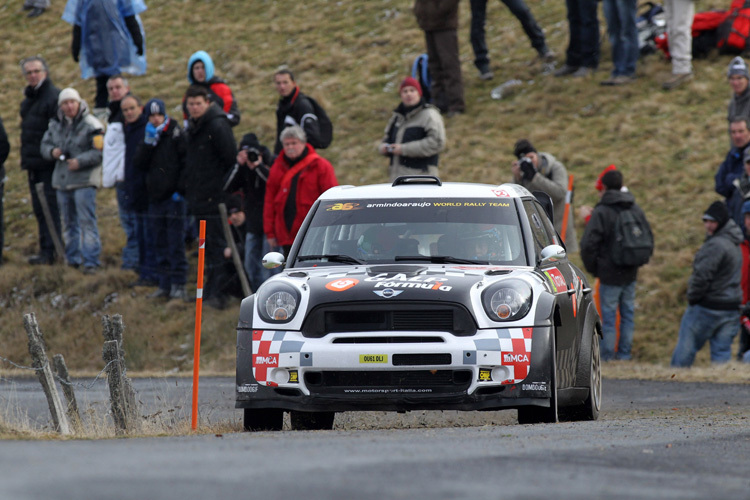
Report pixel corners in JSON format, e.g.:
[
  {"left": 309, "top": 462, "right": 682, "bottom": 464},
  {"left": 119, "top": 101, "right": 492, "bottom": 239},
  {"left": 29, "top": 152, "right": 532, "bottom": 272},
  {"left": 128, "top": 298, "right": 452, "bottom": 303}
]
[
  {"left": 169, "top": 284, "right": 189, "bottom": 302},
  {"left": 477, "top": 66, "right": 494, "bottom": 81},
  {"left": 662, "top": 72, "right": 693, "bottom": 90}
]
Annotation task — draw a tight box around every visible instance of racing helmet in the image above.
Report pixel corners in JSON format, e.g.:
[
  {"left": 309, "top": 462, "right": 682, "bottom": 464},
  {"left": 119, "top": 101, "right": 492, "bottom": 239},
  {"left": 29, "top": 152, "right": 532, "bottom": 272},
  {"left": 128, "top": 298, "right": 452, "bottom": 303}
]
[{"left": 357, "top": 226, "right": 399, "bottom": 260}]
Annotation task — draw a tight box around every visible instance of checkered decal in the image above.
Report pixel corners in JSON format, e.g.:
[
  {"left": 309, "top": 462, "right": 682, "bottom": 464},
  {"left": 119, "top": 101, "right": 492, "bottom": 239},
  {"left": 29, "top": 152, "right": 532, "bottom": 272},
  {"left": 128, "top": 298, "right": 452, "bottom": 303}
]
[
  {"left": 470, "top": 327, "right": 533, "bottom": 384},
  {"left": 251, "top": 330, "right": 305, "bottom": 387}
]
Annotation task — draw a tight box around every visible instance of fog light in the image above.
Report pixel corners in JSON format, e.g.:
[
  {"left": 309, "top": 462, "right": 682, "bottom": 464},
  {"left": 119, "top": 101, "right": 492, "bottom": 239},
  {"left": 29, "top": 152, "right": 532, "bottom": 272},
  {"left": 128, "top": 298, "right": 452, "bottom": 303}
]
[{"left": 491, "top": 366, "right": 510, "bottom": 383}]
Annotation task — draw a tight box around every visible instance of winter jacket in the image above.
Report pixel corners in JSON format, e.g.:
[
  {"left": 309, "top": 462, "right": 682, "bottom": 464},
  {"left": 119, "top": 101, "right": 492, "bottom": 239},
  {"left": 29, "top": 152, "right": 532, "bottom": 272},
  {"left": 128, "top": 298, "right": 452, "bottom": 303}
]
[
  {"left": 223, "top": 139, "right": 274, "bottom": 235},
  {"left": 183, "top": 51, "right": 240, "bottom": 127},
  {"left": 728, "top": 87, "right": 750, "bottom": 125},
  {"left": 515, "top": 152, "right": 578, "bottom": 252},
  {"left": 413, "top": 0, "right": 459, "bottom": 31},
  {"left": 274, "top": 87, "right": 322, "bottom": 154},
  {"left": 381, "top": 100, "right": 445, "bottom": 171},
  {"left": 264, "top": 144, "right": 338, "bottom": 246},
  {"left": 41, "top": 100, "right": 104, "bottom": 191},
  {"left": 133, "top": 118, "right": 186, "bottom": 204},
  {"left": 580, "top": 189, "right": 649, "bottom": 286},
  {"left": 687, "top": 219, "right": 743, "bottom": 310},
  {"left": 715, "top": 144, "right": 747, "bottom": 228},
  {"left": 121, "top": 112, "right": 148, "bottom": 212},
  {"left": 102, "top": 120, "right": 124, "bottom": 188},
  {"left": 0, "top": 117, "right": 9, "bottom": 184},
  {"left": 19, "top": 77, "right": 60, "bottom": 172},
  {"left": 181, "top": 104, "right": 236, "bottom": 214}
]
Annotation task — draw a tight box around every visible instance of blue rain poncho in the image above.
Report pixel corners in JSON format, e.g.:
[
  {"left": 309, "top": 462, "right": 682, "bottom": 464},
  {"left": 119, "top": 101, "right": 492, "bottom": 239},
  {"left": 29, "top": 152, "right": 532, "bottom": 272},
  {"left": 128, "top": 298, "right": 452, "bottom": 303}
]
[{"left": 62, "top": 0, "right": 147, "bottom": 79}]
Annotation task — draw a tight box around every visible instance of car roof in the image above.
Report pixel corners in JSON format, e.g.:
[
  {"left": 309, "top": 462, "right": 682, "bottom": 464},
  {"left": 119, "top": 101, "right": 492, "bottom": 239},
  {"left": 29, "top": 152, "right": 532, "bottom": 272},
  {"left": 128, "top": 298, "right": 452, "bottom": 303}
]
[{"left": 318, "top": 178, "right": 533, "bottom": 201}]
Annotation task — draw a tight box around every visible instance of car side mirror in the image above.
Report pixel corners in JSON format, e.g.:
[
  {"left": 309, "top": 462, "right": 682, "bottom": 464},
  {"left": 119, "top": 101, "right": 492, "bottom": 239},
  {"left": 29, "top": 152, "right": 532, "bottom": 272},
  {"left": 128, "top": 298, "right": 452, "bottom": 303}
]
[
  {"left": 262, "top": 251, "right": 286, "bottom": 269},
  {"left": 539, "top": 244, "right": 566, "bottom": 266}
]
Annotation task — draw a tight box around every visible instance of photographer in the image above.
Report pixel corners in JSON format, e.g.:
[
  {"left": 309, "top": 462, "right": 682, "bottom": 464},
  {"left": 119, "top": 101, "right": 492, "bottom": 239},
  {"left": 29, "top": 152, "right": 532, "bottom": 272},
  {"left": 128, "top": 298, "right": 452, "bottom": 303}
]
[
  {"left": 379, "top": 77, "right": 445, "bottom": 182},
  {"left": 511, "top": 138, "right": 578, "bottom": 252},
  {"left": 223, "top": 133, "right": 276, "bottom": 291}
]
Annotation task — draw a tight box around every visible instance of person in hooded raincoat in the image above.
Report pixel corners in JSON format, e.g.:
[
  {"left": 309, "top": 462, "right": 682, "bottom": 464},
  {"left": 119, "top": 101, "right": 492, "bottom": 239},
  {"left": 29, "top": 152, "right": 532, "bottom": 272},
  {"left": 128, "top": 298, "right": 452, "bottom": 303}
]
[
  {"left": 182, "top": 50, "right": 240, "bottom": 128},
  {"left": 62, "top": 0, "right": 147, "bottom": 111}
]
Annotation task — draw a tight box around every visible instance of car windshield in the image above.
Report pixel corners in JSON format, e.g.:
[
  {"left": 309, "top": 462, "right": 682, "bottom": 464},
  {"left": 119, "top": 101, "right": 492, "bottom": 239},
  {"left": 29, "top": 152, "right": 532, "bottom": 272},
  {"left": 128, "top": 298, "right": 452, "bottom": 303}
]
[{"left": 293, "top": 198, "right": 528, "bottom": 266}]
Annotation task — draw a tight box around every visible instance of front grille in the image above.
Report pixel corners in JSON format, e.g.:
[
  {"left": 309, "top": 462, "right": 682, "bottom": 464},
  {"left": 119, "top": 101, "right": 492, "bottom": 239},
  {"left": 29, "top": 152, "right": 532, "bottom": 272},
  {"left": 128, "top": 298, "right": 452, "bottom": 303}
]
[
  {"left": 304, "top": 370, "right": 472, "bottom": 394},
  {"left": 392, "top": 353, "right": 451, "bottom": 365},
  {"left": 301, "top": 301, "right": 476, "bottom": 338}
]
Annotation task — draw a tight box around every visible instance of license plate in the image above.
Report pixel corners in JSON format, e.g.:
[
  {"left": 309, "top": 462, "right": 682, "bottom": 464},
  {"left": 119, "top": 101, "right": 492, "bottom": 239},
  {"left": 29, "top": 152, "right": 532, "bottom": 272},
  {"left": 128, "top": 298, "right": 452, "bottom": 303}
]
[{"left": 359, "top": 354, "right": 388, "bottom": 364}]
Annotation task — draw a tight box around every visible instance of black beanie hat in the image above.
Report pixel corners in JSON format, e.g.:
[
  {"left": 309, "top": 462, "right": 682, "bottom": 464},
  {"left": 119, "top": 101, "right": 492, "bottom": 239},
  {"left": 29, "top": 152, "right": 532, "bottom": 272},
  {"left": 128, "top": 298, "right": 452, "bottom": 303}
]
[
  {"left": 702, "top": 201, "right": 730, "bottom": 229},
  {"left": 226, "top": 194, "right": 243, "bottom": 215},
  {"left": 513, "top": 139, "right": 536, "bottom": 159},
  {"left": 240, "top": 133, "right": 261, "bottom": 150}
]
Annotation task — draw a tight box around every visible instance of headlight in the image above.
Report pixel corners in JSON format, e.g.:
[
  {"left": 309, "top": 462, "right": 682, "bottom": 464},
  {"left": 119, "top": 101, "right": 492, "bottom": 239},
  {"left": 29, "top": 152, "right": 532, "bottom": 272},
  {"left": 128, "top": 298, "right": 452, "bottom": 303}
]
[
  {"left": 257, "top": 283, "right": 300, "bottom": 323},
  {"left": 482, "top": 279, "right": 532, "bottom": 322}
]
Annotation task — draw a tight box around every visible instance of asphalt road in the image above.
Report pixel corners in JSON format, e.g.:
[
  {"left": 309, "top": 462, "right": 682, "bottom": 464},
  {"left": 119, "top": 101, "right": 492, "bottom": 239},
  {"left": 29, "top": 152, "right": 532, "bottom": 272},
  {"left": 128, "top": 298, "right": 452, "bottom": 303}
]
[{"left": 1, "top": 376, "right": 749, "bottom": 500}]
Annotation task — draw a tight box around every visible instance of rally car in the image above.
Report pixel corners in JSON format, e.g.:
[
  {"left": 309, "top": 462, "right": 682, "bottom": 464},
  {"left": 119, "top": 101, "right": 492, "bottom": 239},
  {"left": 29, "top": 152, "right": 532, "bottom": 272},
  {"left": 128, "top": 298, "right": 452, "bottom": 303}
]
[{"left": 236, "top": 176, "right": 602, "bottom": 430}]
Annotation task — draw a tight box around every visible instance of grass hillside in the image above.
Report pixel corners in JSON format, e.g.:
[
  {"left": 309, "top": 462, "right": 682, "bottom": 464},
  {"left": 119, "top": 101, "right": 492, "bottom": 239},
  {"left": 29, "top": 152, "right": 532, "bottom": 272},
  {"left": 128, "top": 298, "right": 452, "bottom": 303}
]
[{"left": 0, "top": 0, "right": 740, "bottom": 373}]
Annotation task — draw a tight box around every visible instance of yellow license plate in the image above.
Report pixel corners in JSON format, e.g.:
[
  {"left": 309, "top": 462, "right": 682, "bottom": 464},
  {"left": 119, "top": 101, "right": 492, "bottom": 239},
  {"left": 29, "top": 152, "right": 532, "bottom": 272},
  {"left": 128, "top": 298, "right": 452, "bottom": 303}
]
[{"left": 359, "top": 354, "right": 388, "bottom": 364}]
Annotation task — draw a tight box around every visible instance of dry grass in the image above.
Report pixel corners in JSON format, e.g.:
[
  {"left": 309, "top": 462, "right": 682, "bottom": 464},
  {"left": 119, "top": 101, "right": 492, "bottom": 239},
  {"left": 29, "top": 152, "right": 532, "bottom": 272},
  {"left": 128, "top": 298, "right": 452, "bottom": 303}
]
[{"left": 0, "top": 0, "right": 747, "bottom": 374}]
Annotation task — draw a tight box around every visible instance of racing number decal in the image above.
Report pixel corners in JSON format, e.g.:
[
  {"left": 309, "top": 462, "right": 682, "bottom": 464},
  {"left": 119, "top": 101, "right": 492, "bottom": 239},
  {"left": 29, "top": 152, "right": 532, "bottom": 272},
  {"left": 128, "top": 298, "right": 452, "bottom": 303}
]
[
  {"left": 325, "top": 278, "right": 359, "bottom": 291},
  {"left": 543, "top": 268, "right": 566, "bottom": 294}
]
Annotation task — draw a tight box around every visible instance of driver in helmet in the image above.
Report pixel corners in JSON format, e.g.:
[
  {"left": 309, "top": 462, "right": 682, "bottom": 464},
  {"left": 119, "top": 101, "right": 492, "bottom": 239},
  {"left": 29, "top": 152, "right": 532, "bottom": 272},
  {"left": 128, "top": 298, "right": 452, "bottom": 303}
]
[{"left": 357, "top": 226, "right": 399, "bottom": 260}]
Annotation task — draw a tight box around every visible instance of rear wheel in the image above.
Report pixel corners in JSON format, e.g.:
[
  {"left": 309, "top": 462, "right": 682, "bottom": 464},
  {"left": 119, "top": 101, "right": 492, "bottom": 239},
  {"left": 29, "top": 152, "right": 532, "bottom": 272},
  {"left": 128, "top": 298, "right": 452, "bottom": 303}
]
[
  {"left": 290, "top": 411, "right": 335, "bottom": 431},
  {"left": 243, "top": 408, "right": 283, "bottom": 431}
]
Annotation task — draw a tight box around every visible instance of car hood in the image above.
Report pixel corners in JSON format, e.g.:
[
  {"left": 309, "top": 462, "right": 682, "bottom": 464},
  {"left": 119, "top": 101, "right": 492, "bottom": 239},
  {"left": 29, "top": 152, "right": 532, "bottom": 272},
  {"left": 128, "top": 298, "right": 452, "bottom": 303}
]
[{"left": 279, "top": 264, "right": 537, "bottom": 307}]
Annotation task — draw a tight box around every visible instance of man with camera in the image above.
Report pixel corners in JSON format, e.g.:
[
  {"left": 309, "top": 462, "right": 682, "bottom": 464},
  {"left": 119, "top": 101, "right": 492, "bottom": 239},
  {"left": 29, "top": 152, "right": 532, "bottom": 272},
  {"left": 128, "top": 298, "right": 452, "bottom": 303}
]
[
  {"left": 511, "top": 138, "right": 578, "bottom": 252},
  {"left": 223, "top": 133, "right": 276, "bottom": 292}
]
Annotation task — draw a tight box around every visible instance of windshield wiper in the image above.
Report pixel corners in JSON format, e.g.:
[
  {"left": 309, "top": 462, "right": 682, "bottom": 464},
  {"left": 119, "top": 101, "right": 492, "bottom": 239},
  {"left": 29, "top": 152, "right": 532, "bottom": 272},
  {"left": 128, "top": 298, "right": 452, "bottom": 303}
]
[
  {"left": 394, "top": 255, "right": 489, "bottom": 265},
  {"left": 297, "top": 254, "right": 364, "bottom": 265}
]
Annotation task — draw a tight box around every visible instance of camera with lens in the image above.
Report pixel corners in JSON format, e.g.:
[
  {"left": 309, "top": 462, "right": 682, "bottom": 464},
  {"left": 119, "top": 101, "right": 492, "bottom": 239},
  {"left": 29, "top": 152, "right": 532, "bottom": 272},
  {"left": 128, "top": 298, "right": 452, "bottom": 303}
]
[
  {"left": 518, "top": 156, "right": 536, "bottom": 181},
  {"left": 243, "top": 146, "right": 260, "bottom": 163}
]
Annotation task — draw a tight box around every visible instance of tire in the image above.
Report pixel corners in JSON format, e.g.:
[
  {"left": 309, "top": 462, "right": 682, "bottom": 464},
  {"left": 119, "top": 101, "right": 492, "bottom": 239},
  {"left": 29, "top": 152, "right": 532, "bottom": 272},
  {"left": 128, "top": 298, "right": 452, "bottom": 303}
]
[
  {"left": 560, "top": 328, "right": 602, "bottom": 422},
  {"left": 518, "top": 330, "right": 558, "bottom": 425},
  {"left": 290, "top": 411, "right": 335, "bottom": 431},
  {"left": 243, "top": 408, "right": 283, "bottom": 431}
]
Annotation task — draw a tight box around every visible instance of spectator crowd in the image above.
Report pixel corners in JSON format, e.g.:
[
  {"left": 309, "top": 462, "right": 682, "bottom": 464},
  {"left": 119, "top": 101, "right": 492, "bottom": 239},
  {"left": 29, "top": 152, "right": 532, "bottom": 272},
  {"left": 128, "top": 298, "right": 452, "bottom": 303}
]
[{"left": 2, "top": 0, "right": 750, "bottom": 364}]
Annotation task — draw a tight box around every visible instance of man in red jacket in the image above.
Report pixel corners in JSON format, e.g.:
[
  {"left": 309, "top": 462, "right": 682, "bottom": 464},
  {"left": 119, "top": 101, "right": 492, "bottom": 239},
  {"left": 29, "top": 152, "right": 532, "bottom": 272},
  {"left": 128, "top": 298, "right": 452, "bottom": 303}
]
[{"left": 264, "top": 126, "right": 338, "bottom": 256}]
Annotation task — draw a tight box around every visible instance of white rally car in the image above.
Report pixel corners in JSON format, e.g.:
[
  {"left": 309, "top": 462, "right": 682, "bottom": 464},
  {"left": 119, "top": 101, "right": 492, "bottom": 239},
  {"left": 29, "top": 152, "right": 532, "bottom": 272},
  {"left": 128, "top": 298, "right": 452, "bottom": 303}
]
[{"left": 236, "top": 176, "right": 602, "bottom": 430}]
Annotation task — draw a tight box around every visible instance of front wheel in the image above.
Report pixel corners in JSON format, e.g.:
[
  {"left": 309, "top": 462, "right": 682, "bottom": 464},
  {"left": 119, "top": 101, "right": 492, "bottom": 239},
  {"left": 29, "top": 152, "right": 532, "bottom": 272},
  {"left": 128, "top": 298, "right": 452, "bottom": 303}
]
[
  {"left": 560, "top": 328, "right": 602, "bottom": 422},
  {"left": 243, "top": 408, "right": 283, "bottom": 431},
  {"left": 290, "top": 411, "right": 335, "bottom": 430}
]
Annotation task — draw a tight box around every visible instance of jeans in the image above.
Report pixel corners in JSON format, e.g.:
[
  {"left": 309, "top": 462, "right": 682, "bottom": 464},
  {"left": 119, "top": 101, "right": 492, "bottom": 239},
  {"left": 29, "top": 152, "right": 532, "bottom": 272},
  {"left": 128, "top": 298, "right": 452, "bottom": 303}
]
[
  {"left": 136, "top": 211, "right": 159, "bottom": 282},
  {"left": 244, "top": 231, "right": 273, "bottom": 293},
  {"left": 671, "top": 304, "right": 740, "bottom": 367},
  {"left": 149, "top": 198, "right": 188, "bottom": 290},
  {"left": 116, "top": 184, "right": 139, "bottom": 270},
  {"left": 564, "top": 0, "right": 600, "bottom": 68},
  {"left": 57, "top": 187, "right": 101, "bottom": 268},
  {"left": 599, "top": 281, "right": 636, "bottom": 360},
  {"left": 27, "top": 169, "right": 61, "bottom": 260},
  {"left": 602, "top": 0, "right": 638, "bottom": 77},
  {"left": 469, "top": 0, "right": 548, "bottom": 70}
]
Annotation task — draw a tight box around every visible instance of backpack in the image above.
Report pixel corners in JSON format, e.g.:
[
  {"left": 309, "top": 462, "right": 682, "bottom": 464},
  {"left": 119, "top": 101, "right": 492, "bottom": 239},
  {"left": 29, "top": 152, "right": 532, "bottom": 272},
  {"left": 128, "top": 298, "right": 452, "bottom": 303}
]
[
  {"left": 411, "top": 53, "right": 432, "bottom": 103},
  {"left": 303, "top": 95, "right": 333, "bottom": 149},
  {"left": 610, "top": 206, "right": 654, "bottom": 268},
  {"left": 717, "top": 0, "right": 750, "bottom": 54}
]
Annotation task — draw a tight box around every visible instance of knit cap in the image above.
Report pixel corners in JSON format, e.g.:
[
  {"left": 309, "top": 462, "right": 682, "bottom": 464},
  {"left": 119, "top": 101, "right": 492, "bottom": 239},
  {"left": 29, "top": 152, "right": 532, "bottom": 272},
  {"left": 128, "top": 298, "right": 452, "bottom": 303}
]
[
  {"left": 58, "top": 87, "right": 81, "bottom": 105},
  {"left": 702, "top": 201, "right": 730, "bottom": 229},
  {"left": 399, "top": 76, "right": 423, "bottom": 96},
  {"left": 728, "top": 56, "right": 750, "bottom": 79},
  {"left": 144, "top": 98, "right": 167, "bottom": 118}
]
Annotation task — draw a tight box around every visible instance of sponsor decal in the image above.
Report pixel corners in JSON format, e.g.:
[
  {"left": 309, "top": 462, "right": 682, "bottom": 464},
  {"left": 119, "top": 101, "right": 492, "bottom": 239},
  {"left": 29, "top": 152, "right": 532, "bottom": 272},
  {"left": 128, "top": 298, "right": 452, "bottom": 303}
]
[
  {"left": 255, "top": 355, "right": 278, "bottom": 366},
  {"left": 326, "top": 202, "right": 361, "bottom": 211},
  {"left": 542, "top": 268, "right": 567, "bottom": 293},
  {"left": 503, "top": 353, "right": 529, "bottom": 363},
  {"left": 360, "top": 354, "right": 388, "bottom": 364},
  {"left": 570, "top": 283, "right": 577, "bottom": 317},
  {"left": 289, "top": 370, "right": 299, "bottom": 383},
  {"left": 491, "top": 188, "right": 511, "bottom": 197},
  {"left": 497, "top": 327, "right": 534, "bottom": 385},
  {"left": 237, "top": 384, "right": 259, "bottom": 393},
  {"left": 366, "top": 202, "right": 432, "bottom": 208},
  {"left": 478, "top": 369, "right": 492, "bottom": 382},
  {"left": 373, "top": 288, "right": 404, "bottom": 298},
  {"left": 366, "top": 273, "right": 453, "bottom": 291},
  {"left": 325, "top": 278, "right": 359, "bottom": 291},
  {"left": 252, "top": 330, "right": 283, "bottom": 387},
  {"left": 522, "top": 382, "right": 547, "bottom": 391}
]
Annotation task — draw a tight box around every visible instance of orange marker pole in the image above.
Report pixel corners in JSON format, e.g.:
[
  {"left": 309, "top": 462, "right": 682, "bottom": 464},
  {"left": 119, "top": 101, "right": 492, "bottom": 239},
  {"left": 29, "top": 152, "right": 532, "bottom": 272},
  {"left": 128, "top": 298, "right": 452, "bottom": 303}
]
[
  {"left": 191, "top": 220, "right": 207, "bottom": 431},
  {"left": 560, "top": 174, "right": 574, "bottom": 243}
]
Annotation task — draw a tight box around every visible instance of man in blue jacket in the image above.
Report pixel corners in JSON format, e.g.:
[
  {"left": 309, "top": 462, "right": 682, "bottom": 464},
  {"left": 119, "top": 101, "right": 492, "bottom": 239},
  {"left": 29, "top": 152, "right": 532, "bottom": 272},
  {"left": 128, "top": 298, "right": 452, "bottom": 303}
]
[{"left": 715, "top": 117, "right": 750, "bottom": 232}]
